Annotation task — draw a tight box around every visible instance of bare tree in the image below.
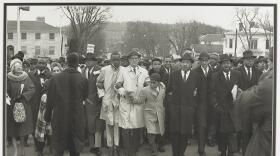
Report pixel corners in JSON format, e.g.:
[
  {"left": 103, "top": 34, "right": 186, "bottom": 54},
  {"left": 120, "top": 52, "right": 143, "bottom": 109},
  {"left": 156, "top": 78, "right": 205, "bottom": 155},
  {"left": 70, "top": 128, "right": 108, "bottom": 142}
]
[
  {"left": 168, "top": 22, "right": 199, "bottom": 55},
  {"left": 258, "top": 11, "right": 273, "bottom": 49},
  {"left": 61, "top": 6, "right": 111, "bottom": 54},
  {"left": 235, "top": 7, "right": 260, "bottom": 50}
]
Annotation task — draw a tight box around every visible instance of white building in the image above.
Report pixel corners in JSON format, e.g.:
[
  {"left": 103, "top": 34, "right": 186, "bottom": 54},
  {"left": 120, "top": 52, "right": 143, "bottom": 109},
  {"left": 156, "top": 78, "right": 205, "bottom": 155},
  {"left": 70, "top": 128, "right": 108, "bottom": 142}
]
[
  {"left": 6, "top": 17, "right": 68, "bottom": 59},
  {"left": 223, "top": 28, "right": 273, "bottom": 57}
]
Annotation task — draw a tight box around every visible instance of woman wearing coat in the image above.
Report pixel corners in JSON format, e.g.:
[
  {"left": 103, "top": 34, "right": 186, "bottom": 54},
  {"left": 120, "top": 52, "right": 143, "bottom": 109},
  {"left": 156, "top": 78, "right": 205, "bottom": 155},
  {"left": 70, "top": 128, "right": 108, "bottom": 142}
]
[
  {"left": 7, "top": 58, "right": 35, "bottom": 156},
  {"left": 133, "top": 73, "right": 165, "bottom": 156}
]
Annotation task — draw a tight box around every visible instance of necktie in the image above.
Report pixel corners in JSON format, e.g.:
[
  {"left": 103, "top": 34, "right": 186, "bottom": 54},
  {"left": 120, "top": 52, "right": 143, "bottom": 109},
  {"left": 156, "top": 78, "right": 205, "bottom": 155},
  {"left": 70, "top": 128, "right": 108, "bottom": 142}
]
[
  {"left": 133, "top": 68, "right": 136, "bottom": 74},
  {"left": 247, "top": 68, "right": 251, "bottom": 80},
  {"left": 87, "top": 69, "right": 91, "bottom": 79},
  {"left": 204, "top": 68, "right": 208, "bottom": 76},
  {"left": 226, "top": 72, "right": 230, "bottom": 82}
]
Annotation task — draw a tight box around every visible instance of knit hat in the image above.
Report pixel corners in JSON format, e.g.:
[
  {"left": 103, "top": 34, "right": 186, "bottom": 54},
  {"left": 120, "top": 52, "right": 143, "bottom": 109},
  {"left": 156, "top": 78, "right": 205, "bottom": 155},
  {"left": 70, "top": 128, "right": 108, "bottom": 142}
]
[{"left": 10, "top": 58, "right": 22, "bottom": 69}]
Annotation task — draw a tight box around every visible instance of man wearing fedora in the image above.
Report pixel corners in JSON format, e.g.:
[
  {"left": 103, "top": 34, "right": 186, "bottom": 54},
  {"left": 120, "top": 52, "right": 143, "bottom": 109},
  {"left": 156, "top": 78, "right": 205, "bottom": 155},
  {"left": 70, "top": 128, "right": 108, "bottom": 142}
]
[
  {"left": 82, "top": 53, "right": 105, "bottom": 156},
  {"left": 237, "top": 50, "right": 262, "bottom": 156},
  {"left": 193, "top": 52, "right": 218, "bottom": 156},
  {"left": 115, "top": 49, "right": 150, "bottom": 156},
  {"left": 167, "top": 53, "right": 206, "bottom": 156},
  {"left": 210, "top": 54, "right": 242, "bottom": 156}
]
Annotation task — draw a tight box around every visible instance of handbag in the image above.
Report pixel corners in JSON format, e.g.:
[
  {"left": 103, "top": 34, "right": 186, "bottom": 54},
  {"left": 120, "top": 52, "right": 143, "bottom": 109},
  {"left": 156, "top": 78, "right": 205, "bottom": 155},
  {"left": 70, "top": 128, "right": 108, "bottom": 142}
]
[
  {"left": 13, "top": 102, "right": 26, "bottom": 123},
  {"left": 13, "top": 84, "right": 26, "bottom": 123}
]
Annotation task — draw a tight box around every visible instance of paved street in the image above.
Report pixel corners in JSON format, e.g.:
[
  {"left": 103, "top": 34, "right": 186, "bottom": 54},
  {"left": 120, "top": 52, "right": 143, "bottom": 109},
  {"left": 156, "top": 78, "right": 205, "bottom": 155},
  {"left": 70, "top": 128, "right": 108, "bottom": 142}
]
[{"left": 5, "top": 139, "right": 242, "bottom": 156}]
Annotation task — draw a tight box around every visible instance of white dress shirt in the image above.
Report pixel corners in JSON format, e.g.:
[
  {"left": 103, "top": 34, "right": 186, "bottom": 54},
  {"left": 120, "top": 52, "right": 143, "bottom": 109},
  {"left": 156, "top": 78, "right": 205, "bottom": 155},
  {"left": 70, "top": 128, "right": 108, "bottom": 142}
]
[
  {"left": 223, "top": 71, "right": 231, "bottom": 80},
  {"left": 181, "top": 70, "right": 190, "bottom": 81}
]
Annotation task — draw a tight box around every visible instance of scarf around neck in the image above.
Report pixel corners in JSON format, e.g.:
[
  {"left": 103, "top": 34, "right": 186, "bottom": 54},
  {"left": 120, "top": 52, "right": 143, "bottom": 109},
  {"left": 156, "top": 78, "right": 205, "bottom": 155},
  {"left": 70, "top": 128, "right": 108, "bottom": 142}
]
[{"left": 8, "top": 71, "right": 28, "bottom": 82}]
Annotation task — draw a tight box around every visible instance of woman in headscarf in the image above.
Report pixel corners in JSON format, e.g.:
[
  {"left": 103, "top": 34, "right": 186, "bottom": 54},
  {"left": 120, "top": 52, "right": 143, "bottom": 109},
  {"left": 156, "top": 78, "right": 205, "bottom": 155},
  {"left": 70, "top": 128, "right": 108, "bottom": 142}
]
[
  {"left": 35, "top": 62, "right": 62, "bottom": 156},
  {"left": 7, "top": 58, "right": 35, "bottom": 156}
]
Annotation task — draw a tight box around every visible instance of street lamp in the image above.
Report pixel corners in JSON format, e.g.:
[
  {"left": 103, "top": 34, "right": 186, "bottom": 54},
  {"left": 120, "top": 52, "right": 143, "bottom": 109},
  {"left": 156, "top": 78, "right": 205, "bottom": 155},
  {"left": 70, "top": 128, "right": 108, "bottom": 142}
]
[{"left": 17, "top": 6, "right": 30, "bottom": 52}]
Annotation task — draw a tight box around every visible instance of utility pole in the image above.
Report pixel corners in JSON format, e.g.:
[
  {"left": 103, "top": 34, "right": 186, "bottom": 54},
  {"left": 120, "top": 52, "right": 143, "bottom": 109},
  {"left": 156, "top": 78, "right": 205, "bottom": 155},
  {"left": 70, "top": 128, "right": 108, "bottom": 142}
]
[
  {"left": 17, "top": 6, "right": 30, "bottom": 52},
  {"left": 17, "top": 7, "right": 21, "bottom": 52}
]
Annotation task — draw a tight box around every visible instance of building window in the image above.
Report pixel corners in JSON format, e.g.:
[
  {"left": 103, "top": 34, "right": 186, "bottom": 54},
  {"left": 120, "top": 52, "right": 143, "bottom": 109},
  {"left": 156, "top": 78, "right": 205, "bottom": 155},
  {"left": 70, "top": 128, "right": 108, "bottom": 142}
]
[
  {"left": 265, "top": 39, "right": 270, "bottom": 49},
  {"left": 250, "top": 39, "right": 258, "bottom": 50},
  {"left": 35, "top": 46, "right": 40, "bottom": 55},
  {"left": 8, "top": 33, "right": 13, "bottom": 39},
  {"left": 21, "top": 46, "right": 27, "bottom": 54},
  {"left": 229, "top": 39, "right": 233, "bottom": 48},
  {"left": 21, "top": 33, "right": 27, "bottom": 39},
  {"left": 49, "top": 46, "right": 55, "bottom": 55},
  {"left": 49, "top": 33, "right": 55, "bottom": 40},
  {"left": 35, "top": 33, "right": 41, "bottom": 39}
]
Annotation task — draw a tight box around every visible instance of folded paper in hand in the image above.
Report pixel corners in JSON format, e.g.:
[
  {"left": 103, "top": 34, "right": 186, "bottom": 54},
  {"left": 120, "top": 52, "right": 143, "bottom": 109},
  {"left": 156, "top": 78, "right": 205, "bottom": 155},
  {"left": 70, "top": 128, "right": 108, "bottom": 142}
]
[
  {"left": 6, "top": 94, "right": 11, "bottom": 105},
  {"left": 231, "top": 85, "right": 238, "bottom": 101}
]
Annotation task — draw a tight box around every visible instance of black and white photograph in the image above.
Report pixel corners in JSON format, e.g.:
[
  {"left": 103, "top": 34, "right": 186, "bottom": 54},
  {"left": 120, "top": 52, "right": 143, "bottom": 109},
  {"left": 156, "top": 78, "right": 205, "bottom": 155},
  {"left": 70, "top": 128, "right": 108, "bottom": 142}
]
[{"left": 2, "top": 2, "right": 276, "bottom": 156}]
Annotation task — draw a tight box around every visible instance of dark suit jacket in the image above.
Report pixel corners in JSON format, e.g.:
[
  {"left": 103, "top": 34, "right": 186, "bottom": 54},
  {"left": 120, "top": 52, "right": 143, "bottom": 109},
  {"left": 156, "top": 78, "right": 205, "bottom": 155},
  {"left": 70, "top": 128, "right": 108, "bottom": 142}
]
[
  {"left": 45, "top": 68, "right": 88, "bottom": 152},
  {"left": 168, "top": 69, "right": 206, "bottom": 135},
  {"left": 237, "top": 66, "right": 262, "bottom": 90},
  {"left": 82, "top": 65, "right": 105, "bottom": 133},
  {"left": 210, "top": 70, "right": 242, "bottom": 133},
  {"left": 193, "top": 66, "right": 218, "bottom": 127}
]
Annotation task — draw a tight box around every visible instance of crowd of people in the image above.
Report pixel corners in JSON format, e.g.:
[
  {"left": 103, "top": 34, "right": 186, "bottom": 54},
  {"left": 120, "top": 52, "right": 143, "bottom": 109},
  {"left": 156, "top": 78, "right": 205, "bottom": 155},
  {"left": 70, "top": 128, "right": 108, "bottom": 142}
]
[{"left": 6, "top": 48, "right": 273, "bottom": 156}]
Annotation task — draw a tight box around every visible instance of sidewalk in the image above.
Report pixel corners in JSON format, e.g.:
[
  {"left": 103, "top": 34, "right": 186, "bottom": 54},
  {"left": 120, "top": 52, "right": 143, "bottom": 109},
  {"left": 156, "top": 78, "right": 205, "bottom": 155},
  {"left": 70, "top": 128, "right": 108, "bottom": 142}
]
[{"left": 5, "top": 140, "right": 242, "bottom": 156}]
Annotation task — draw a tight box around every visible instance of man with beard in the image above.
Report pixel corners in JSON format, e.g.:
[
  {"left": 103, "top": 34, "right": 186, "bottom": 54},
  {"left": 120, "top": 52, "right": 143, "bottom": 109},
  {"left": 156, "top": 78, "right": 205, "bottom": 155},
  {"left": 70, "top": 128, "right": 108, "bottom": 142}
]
[
  {"left": 45, "top": 53, "right": 88, "bottom": 156},
  {"left": 210, "top": 54, "right": 242, "bottom": 156}
]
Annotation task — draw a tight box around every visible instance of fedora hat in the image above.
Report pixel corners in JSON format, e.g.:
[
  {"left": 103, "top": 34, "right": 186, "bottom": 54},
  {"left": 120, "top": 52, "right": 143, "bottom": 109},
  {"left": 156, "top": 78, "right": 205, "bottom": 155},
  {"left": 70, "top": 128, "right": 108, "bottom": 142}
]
[
  {"left": 198, "top": 52, "right": 210, "bottom": 60},
  {"left": 180, "top": 53, "right": 194, "bottom": 63},
  {"left": 242, "top": 50, "right": 256, "bottom": 59},
  {"left": 219, "top": 54, "right": 233, "bottom": 63}
]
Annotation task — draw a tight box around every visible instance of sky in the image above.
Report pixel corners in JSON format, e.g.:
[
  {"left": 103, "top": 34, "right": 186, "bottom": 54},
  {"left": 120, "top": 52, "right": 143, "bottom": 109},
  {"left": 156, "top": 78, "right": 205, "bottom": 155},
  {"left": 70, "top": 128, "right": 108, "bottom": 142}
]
[{"left": 6, "top": 5, "right": 274, "bottom": 30}]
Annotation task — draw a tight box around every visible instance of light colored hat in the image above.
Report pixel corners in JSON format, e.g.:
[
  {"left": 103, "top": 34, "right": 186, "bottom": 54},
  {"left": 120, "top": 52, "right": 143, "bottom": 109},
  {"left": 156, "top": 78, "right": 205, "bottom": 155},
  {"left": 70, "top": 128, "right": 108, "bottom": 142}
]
[{"left": 10, "top": 58, "right": 22, "bottom": 69}]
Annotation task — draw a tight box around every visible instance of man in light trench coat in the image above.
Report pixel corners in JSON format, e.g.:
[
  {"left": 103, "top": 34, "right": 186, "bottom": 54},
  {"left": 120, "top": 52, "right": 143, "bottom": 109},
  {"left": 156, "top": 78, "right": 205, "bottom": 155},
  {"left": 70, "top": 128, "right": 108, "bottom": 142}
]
[
  {"left": 97, "top": 52, "right": 122, "bottom": 156},
  {"left": 115, "top": 49, "right": 150, "bottom": 156}
]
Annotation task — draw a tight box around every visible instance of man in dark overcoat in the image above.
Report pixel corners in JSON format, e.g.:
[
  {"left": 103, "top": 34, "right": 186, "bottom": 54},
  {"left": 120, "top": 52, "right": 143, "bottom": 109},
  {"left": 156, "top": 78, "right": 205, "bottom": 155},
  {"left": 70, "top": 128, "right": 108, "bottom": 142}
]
[
  {"left": 236, "top": 50, "right": 273, "bottom": 156},
  {"left": 192, "top": 52, "right": 217, "bottom": 156},
  {"left": 210, "top": 54, "right": 242, "bottom": 156},
  {"left": 168, "top": 53, "right": 206, "bottom": 156},
  {"left": 237, "top": 50, "right": 262, "bottom": 156},
  {"left": 45, "top": 53, "right": 88, "bottom": 156},
  {"left": 206, "top": 55, "right": 221, "bottom": 147},
  {"left": 82, "top": 53, "right": 105, "bottom": 156}
]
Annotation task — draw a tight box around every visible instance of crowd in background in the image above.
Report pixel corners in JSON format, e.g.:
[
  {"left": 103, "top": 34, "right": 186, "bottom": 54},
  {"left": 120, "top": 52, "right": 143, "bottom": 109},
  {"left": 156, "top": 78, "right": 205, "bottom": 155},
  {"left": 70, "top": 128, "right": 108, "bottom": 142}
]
[{"left": 6, "top": 48, "right": 273, "bottom": 156}]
